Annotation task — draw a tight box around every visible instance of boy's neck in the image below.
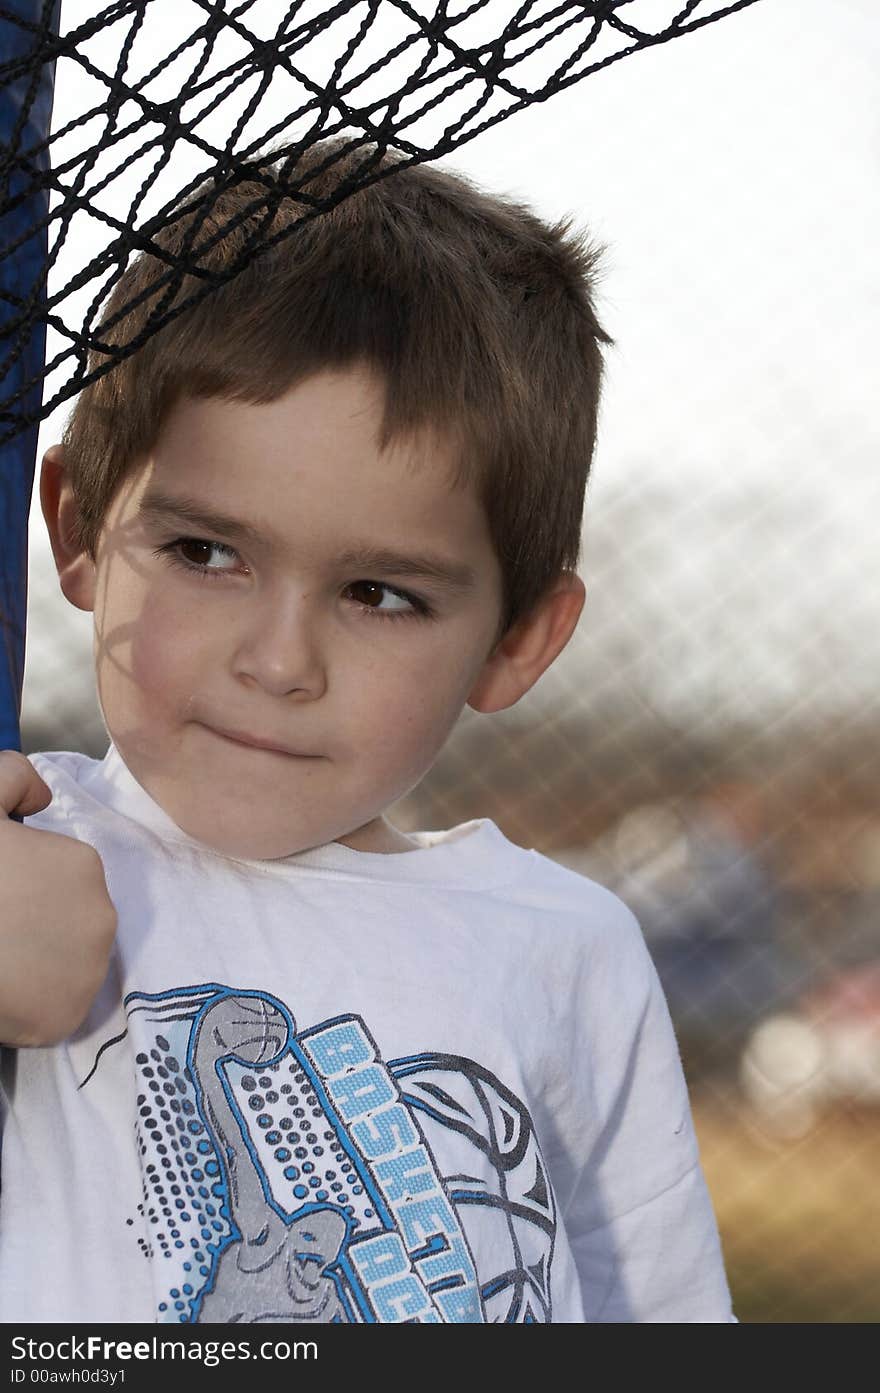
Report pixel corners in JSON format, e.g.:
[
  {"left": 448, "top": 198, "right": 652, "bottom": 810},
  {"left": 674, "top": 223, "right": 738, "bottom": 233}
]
[{"left": 334, "top": 816, "right": 419, "bottom": 855}]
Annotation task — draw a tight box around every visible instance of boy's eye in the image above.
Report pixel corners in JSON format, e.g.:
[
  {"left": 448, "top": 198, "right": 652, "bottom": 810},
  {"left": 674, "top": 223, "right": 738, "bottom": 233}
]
[
  {"left": 174, "top": 538, "right": 239, "bottom": 572},
  {"left": 154, "top": 537, "right": 240, "bottom": 576},
  {"left": 344, "top": 580, "right": 424, "bottom": 616},
  {"left": 155, "top": 541, "right": 433, "bottom": 619}
]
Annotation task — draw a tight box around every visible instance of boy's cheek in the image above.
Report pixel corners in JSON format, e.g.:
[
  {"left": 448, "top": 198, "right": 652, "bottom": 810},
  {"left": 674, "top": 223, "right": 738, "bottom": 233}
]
[
  {"left": 358, "top": 691, "right": 462, "bottom": 784},
  {"left": 98, "top": 608, "right": 196, "bottom": 732},
  {"left": 125, "top": 583, "right": 208, "bottom": 681}
]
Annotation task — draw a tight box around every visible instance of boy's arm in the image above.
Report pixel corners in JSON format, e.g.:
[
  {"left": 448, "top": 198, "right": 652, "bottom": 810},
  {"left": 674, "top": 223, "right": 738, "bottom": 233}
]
[{"left": 0, "top": 751, "right": 118, "bottom": 1047}]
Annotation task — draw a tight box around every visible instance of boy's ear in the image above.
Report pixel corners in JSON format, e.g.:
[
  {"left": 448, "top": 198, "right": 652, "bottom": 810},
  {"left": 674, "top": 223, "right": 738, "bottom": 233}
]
[
  {"left": 39, "top": 444, "right": 97, "bottom": 613},
  {"left": 467, "top": 571, "right": 586, "bottom": 714}
]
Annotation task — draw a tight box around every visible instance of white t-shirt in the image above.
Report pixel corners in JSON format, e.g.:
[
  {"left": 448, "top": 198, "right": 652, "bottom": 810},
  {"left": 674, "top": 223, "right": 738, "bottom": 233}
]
[{"left": 0, "top": 744, "right": 734, "bottom": 1324}]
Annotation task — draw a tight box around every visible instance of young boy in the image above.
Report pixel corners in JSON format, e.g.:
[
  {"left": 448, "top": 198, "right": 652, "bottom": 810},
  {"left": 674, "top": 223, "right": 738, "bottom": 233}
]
[{"left": 0, "top": 139, "right": 734, "bottom": 1323}]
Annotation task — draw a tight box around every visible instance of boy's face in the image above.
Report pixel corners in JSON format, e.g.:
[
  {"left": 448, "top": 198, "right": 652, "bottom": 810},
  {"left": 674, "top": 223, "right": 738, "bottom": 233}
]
[{"left": 60, "top": 368, "right": 506, "bottom": 858}]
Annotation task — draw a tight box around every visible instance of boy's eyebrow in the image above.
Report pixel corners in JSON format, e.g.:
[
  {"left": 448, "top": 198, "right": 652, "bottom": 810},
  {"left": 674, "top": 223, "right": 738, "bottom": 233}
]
[{"left": 138, "top": 489, "right": 478, "bottom": 590}]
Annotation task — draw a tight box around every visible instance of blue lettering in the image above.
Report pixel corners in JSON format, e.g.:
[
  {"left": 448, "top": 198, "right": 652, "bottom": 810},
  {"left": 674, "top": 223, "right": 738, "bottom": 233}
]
[
  {"left": 373, "top": 1276, "right": 435, "bottom": 1322},
  {"left": 351, "top": 1103, "right": 419, "bottom": 1160},
  {"left": 397, "top": 1198, "right": 473, "bottom": 1285},
  {"left": 374, "top": 1148, "right": 436, "bottom": 1201},
  {"left": 397, "top": 1193, "right": 458, "bottom": 1249},
  {"left": 331, "top": 1064, "right": 396, "bottom": 1122},
  {"left": 305, "top": 1021, "right": 373, "bottom": 1078},
  {"left": 349, "top": 1231, "right": 409, "bottom": 1287},
  {"left": 421, "top": 1233, "right": 473, "bottom": 1287},
  {"left": 435, "top": 1283, "right": 484, "bottom": 1323}
]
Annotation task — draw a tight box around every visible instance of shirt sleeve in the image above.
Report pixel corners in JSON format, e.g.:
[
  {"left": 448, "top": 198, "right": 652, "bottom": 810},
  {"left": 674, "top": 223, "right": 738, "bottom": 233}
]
[
  {"left": 562, "top": 891, "right": 736, "bottom": 1322},
  {"left": 571, "top": 1161, "right": 735, "bottom": 1321}
]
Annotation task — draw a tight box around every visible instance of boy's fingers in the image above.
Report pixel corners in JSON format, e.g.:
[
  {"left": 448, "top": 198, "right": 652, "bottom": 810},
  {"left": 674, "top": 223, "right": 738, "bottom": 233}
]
[{"left": 0, "top": 751, "right": 53, "bottom": 817}]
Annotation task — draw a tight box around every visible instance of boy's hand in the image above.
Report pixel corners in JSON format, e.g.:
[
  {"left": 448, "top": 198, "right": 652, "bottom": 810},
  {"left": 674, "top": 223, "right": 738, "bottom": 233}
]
[{"left": 0, "top": 751, "right": 118, "bottom": 1047}]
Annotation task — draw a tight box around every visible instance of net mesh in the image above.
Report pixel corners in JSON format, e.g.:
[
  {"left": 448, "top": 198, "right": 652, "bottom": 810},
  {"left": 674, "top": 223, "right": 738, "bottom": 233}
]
[
  {"left": 1, "top": 0, "right": 762, "bottom": 440},
  {"left": 7, "top": 0, "right": 879, "bottom": 1324}
]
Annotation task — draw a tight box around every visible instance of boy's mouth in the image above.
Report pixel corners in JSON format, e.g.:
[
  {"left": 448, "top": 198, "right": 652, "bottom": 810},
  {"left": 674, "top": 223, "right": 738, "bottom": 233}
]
[{"left": 206, "top": 724, "right": 322, "bottom": 759}]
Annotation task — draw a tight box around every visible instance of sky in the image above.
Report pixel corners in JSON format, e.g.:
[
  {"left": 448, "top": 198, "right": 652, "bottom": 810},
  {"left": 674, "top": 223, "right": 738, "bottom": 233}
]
[{"left": 20, "top": 0, "right": 879, "bottom": 747}]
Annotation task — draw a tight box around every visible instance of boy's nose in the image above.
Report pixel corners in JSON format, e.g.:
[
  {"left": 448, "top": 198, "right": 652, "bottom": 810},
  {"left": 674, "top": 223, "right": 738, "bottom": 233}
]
[{"left": 230, "top": 592, "right": 327, "bottom": 699}]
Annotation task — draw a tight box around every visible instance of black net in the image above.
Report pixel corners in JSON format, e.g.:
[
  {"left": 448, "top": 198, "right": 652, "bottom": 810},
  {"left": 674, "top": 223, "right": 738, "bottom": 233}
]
[
  {"left": 1, "top": 0, "right": 763, "bottom": 444},
  {"left": 16, "top": 0, "right": 874, "bottom": 1328}
]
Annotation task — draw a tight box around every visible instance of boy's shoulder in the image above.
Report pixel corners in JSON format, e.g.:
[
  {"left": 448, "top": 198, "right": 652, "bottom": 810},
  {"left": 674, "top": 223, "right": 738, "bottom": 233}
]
[
  {"left": 479, "top": 819, "right": 640, "bottom": 919},
  {"left": 457, "top": 819, "right": 648, "bottom": 962}
]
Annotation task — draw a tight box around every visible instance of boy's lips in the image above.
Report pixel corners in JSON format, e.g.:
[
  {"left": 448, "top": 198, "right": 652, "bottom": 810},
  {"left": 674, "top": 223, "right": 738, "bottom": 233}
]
[{"left": 205, "top": 724, "right": 322, "bottom": 758}]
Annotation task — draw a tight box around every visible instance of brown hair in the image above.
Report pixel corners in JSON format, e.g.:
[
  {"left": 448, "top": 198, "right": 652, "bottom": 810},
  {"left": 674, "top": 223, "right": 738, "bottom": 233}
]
[{"left": 62, "top": 138, "right": 611, "bottom": 635}]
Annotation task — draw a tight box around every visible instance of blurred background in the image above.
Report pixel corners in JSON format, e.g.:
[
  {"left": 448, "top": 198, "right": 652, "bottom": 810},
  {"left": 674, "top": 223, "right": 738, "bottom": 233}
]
[{"left": 19, "top": 0, "right": 880, "bottom": 1321}]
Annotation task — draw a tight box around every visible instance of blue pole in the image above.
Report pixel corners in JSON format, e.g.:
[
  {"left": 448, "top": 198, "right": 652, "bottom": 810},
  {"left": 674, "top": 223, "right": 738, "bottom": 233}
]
[{"left": 0, "top": 0, "right": 58, "bottom": 754}]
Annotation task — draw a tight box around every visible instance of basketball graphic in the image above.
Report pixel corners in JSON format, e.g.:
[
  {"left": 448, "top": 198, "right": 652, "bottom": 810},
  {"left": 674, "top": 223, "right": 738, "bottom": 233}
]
[{"left": 114, "top": 984, "right": 557, "bottom": 1323}]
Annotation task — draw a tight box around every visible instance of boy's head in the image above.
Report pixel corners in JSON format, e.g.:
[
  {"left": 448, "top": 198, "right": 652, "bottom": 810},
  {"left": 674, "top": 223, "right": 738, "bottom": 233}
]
[{"left": 41, "top": 139, "right": 611, "bottom": 858}]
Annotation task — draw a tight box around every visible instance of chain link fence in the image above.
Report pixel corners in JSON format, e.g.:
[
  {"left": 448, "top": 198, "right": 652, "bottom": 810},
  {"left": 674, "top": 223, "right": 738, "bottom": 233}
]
[{"left": 17, "top": 0, "right": 880, "bottom": 1322}]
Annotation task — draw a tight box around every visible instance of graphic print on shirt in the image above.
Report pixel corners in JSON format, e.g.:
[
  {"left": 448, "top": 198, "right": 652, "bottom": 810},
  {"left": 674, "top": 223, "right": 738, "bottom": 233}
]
[{"left": 110, "top": 984, "right": 556, "bottom": 1324}]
